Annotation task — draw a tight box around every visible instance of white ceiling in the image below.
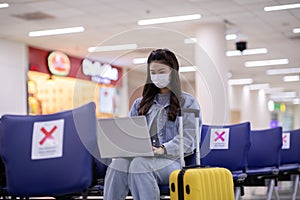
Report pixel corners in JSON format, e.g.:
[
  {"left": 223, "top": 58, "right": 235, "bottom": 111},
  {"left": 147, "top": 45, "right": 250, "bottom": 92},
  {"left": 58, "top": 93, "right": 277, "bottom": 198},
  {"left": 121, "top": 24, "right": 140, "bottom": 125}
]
[{"left": 1, "top": 0, "right": 300, "bottom": 100}]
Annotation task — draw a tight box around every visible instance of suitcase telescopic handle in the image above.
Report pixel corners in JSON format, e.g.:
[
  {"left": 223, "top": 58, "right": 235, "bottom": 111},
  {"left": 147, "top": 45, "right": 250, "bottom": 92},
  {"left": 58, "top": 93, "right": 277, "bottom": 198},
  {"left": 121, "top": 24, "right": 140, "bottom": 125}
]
[{"left": 178, "top": 108, "right": 201, "bottom": 167}]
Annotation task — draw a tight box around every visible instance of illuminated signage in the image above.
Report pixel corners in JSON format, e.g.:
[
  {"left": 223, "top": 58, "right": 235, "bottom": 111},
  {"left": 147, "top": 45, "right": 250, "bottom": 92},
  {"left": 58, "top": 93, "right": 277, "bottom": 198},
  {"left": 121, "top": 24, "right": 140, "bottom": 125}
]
[
  {"left": 82, "top": 58, "right": 118, "bottom": 84},
  {"left": 47, "top": 51, "right": 71, "bottom": 76}
]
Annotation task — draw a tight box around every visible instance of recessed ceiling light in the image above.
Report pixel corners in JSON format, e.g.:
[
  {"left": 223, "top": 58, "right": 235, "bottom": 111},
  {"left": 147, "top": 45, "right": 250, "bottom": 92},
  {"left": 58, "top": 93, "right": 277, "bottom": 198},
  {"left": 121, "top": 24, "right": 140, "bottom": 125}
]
[
  {"left": 138, "top": 14, "right": 201, "bottom": 25},
  {"left": 264, "top": 3, "right": 300, "bottom": 11},
  {"left": 228, "top": 78, "right": 253, "bottom": 85},
  {"left": 88, "top": 44, "right": 137, "bottom": 52},
  {"left": 266, "top": 67, "right": 300, "bottom": 75},
  {"left": 283, "top": 75, "right": 299, "bottom": 82},
  {"left": 245, "top": 59, "right": 288, "bottom": 67},
  {"left": 225, "top": 34, "right": 237, "bottom": 40},
  {"left": 226, "top": 48, "right": 267, "bottom": 56},
  {"left": 29, "top": 26, "right": 84, "bottom": 37},
  {"left": 0, "top": 3, "right": 9, "bottom": 8}
]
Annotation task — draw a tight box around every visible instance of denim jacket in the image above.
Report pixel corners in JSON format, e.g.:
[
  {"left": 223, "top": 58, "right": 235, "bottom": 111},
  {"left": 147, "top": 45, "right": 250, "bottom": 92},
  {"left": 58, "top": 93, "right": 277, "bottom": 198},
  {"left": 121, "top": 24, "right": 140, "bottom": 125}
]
[{"left": 129, "top": 92, "right": 202, "bottom": 157}]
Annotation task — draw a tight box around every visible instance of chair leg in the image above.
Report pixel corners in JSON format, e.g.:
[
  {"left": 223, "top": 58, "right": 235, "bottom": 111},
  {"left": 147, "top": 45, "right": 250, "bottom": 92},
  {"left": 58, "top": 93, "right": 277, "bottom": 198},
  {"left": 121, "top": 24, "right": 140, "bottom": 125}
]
[
  {"left": 274, "top": 185, "right": 280, "bottom": 200},
  {"left": 234, "top": 187, "right": 241, "bottom": 200},
  {"left": 266, "top": 179, "right": 275, "bottom": 200},
  {"left": 292, "top": 174, "right": 299, "bottom": 200},
  {"left": 82, "top": 189, "right": 89, "bottom": 200}
]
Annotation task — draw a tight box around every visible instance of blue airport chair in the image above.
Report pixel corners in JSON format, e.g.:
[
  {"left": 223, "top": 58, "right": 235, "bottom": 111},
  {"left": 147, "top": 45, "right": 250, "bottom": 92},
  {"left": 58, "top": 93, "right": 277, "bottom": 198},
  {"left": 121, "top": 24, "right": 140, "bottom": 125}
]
[
  {"left": 200, "top": 122, "right": 251, "bottom": 199},
  {"left": 0, "top": 161, "right": 7, "bottom": 199},
  {"left": 0, "top": 102, "right": 97, "bottom": 199},
  {"left": 0, "top": 118, "right": 7, "bottom": 198},
  {"left": 278, "top": 129, "right": 300, "bottom": 200},
  {"left": 244, "top": 127, "right": 282, "bottom": 200}
]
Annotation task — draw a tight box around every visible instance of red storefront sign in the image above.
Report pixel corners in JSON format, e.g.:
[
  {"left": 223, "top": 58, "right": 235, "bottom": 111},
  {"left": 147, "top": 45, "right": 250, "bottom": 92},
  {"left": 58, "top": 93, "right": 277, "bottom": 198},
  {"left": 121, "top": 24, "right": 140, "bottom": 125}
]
[{"left": 29, "top": 46, "right": 122, "bottom": 86}]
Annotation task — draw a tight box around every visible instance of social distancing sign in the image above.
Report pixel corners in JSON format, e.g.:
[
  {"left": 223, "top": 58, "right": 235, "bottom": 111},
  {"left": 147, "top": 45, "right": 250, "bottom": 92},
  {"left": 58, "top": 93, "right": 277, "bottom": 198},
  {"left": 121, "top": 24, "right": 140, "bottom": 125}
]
[
  {"left": 31, "top": 119, "right": 64, "bottom": 160},
  {"left": 209, "top": 128, "right": 230, "bottom": 149},
  {"left": 282, "top": 132, "right": 290, "bottom": 149}
]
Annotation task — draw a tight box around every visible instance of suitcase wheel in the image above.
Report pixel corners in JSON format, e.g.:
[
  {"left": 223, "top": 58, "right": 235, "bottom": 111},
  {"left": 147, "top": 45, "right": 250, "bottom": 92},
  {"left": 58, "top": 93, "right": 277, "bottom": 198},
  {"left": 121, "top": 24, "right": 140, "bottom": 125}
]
[
  {"left": 171, "top": 182, "right": 175, "bottom": 192},
  {"left": 185, "top": 184, "right": 190, "bottom": 194}
]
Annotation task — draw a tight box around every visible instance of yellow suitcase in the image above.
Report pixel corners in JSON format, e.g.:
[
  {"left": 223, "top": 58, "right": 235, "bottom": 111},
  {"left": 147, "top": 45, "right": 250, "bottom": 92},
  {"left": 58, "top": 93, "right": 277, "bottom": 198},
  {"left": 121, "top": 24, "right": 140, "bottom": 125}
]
[{"left": 169, "top": 167, "right": 234, "bottom": 200}]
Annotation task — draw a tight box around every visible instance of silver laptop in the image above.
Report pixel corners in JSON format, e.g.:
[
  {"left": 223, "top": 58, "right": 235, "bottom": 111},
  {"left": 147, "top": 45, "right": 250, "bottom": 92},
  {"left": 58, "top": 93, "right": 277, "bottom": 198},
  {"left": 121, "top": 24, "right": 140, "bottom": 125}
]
[{"left": 96, "top": 116, "right": 154, "bottom": 158}]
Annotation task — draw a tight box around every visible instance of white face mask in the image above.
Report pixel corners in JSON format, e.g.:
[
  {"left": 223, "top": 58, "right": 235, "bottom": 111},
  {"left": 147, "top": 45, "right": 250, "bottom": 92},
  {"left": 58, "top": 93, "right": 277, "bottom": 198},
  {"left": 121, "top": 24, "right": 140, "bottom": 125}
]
[{"left": 150, "top": 73, "right": 170, "bottom": 88}]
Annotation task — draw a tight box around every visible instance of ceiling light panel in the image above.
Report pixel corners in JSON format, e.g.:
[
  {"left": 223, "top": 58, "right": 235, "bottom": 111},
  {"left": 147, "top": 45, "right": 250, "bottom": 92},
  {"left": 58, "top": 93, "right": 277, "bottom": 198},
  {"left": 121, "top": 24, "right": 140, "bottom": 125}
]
[
  {"left": 293, "top": 28, "right": 300, "bottom": 34},
  {"left": 179, "top": 66, "right": 197, "bottom": 73},
  {"left": 264, "top": 3, "right": 300, "bottom": 11},
  {"left": 245, "top": 59, "right": 288, "bottom": 67},
  {"left": 269, "top": 92, "right": 297, "bottom": 99},
  {"left": 184, "top": 38, "right": 197, "bottom": 44},
  {"left": 228, "top": 78, "right": 253, "bottom": 85},
  {"left": 184, "top": 34, "right": 238, "bottom": 44},
  {"left": 266, "top": 68, "right": 300, "bottom": 75},
  {"left": 226, "top": 48, "right": 267, "bottom": 57},
  {"left": 88, "top": 44, "right": 137, "bottom": 52},
  {"left": 248, "top": 83, "right": 270, "bottom": 90},
  {"left": 29, "top": 26, "right": 84, "bottom": 37},
  {"left": 283, "top": 75, "right": 299, "bottom": 82},
  {"left": 293, "top": 98, "right": 300, "bottom": 104},
  {"left": 138, "top": 14, "right": 201, "bottom": 25},
  {"left": 132, "top": 57, "right": 147, "bottom": 64},
  {"left": 0, "top": 3, "right": 9, "bottom": 8}
]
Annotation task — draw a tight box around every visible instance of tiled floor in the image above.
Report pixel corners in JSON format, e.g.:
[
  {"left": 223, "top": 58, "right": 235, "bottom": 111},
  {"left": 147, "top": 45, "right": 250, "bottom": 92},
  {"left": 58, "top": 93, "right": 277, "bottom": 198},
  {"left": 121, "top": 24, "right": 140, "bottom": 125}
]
[
  {"left": 11, "top": 181, "right": 300, "bottom": 200},
  {"left": 241, "top": 181, "right": 299, "bottom": 200},
  {"left": 83, "top": 183, "right": 300, "bottom": 200}
]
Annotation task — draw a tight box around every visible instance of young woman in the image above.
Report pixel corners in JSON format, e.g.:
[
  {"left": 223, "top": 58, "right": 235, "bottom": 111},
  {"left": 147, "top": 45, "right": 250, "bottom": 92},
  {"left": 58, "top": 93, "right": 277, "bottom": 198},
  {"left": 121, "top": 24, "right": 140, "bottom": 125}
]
[{"left": 104, "top": 48, "right": 202, "bottom": 200}]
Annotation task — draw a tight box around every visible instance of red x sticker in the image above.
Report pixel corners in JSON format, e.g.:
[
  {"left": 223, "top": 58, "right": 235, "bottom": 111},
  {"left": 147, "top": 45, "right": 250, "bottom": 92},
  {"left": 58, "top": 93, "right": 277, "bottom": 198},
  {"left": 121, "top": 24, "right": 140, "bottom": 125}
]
[
  {"left": 39, "top": 125, "right": 57, "bottom": 145},
  {"left": 214, "top": 131, "right": 226, "bottom": 142},
  {"left": 282, "top": 134, "right": 287, "bottom": 144}
]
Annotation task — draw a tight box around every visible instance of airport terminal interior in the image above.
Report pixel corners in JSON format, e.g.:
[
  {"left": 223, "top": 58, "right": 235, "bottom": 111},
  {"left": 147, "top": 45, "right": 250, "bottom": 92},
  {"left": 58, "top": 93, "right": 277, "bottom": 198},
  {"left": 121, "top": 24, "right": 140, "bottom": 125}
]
[{"left": 0, "top": 0, "right": 300, "bottom": 199}]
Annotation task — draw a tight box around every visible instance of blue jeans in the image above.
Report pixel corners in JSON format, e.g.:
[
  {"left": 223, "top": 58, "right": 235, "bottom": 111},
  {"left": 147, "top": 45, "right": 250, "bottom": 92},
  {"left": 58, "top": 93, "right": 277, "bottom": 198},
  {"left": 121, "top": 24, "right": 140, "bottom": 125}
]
[{"left": 103, "top": 157, "right": 180, "bottom": 200}]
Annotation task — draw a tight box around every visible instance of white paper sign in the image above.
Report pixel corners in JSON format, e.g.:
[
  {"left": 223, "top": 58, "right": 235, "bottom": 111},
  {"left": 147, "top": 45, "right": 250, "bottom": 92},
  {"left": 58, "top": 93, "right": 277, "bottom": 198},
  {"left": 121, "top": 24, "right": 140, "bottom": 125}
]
[
  {"left": 31, "top": 119, "right": 64, "bottom": 160},
  {"left": 282, "top": 132, "right": 290, "bottom": 149},
  {"left": 209, "top": 128, "right": 230, "bottom": 149},
  {"left": 99, "top": 87, "right": 115, "bottom": 113}
]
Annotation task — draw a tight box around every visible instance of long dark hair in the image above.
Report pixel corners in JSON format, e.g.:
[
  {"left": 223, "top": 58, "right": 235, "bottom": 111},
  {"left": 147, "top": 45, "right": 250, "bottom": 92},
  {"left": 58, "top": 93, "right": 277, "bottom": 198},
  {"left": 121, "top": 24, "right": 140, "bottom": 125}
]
[{"left": 138, "top": 49, "right": 183, "bottom": 121}]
